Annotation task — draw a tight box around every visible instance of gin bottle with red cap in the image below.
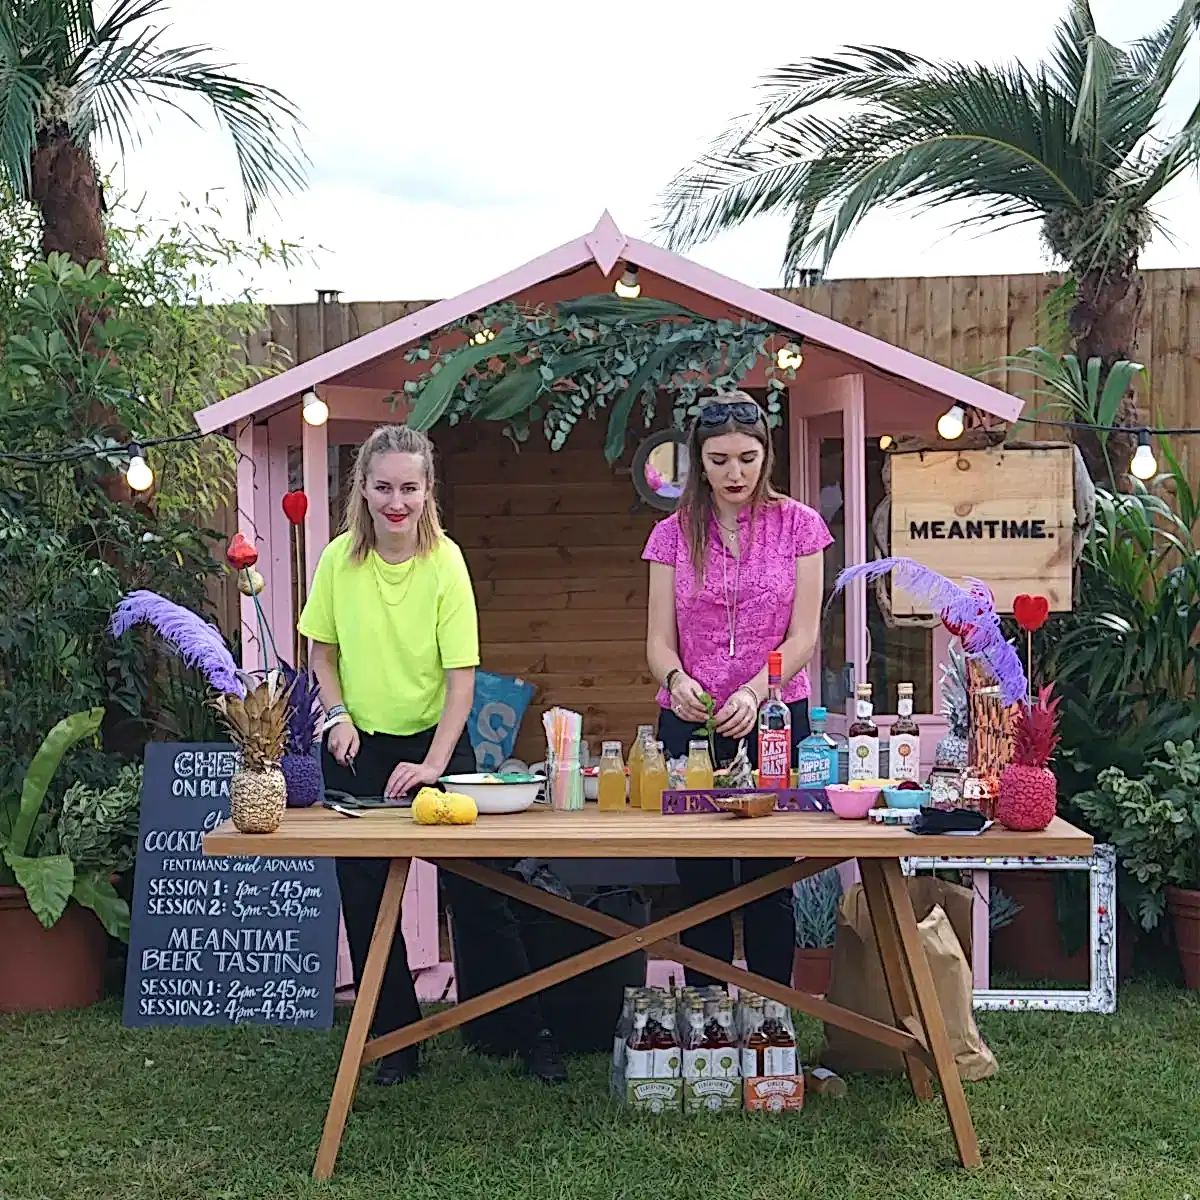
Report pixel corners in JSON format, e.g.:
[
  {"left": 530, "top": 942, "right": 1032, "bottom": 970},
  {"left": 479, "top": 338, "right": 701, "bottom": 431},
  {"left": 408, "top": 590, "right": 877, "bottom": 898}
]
[{"left": 757, "top": 651, "right": 792, "bottom": 790}]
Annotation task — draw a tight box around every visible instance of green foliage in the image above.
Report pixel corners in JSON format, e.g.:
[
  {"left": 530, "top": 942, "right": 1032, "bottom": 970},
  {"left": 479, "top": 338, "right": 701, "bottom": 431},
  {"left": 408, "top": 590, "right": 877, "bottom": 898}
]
[
  {"left": 988, "top": 885, "right": 1022, "bottom": 932},
  {"left": 401, "top": 296, "right": 797, "bottom": 459},
  {"left": 56, "top": 763, "right": 143, "bottom": 875},
  {"left": 1073, "top": 741, "right": 1200, "bottom": 930},
  {"left": 656, "top": 1, "right": 1200, "bottom": 282},
  {"left": 793, "top": 867, "right": 842, "bottom": 948}
]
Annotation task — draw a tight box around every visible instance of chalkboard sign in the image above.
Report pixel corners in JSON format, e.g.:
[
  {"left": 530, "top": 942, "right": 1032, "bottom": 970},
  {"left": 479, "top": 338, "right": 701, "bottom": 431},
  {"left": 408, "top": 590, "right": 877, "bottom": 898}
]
[{"left": 123, "top": 743, "right": 339, "bottom": 1030}]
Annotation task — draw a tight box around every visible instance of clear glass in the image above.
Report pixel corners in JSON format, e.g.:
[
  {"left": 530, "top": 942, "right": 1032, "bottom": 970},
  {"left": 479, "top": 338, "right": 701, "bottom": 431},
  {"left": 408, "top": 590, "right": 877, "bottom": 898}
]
[
  {"left": 597, "top": 740, "right": 627, "bottom": 810},
  {"left": 628, "top": 724, "right": 654, "bottom": 809},
  {"left": 685, "top": 739, "right": 714, "bottom": 790},
  {"left": 640, "top": 741, "right": 669, "bottom": 813}
]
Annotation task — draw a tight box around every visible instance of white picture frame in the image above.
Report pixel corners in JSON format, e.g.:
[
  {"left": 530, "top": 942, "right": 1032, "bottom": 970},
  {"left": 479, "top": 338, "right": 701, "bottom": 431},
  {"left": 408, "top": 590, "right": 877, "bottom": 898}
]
[{"left": 902, "top": 844, "right": 1117, "bottom": 1014}]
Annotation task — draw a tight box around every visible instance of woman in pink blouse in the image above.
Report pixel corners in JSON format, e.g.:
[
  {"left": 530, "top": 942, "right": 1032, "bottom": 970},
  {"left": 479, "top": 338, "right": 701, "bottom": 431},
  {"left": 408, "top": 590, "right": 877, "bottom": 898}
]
[{"left": 642, "top": 392, "right": 832, "bottom": 986}]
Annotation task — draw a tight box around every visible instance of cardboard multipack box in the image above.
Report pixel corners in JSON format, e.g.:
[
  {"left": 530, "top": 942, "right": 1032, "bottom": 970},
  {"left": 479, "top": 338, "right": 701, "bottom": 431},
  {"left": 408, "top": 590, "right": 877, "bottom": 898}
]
[
  {"left": 624, "top": 1043, "right": 682, "bottom": 1113},
  {"left": 743, "top": 1073, "right": 805, "bottom": 1112},
  {"left": 682, "top": 1043, "right": 742, "bottom": 1113}
]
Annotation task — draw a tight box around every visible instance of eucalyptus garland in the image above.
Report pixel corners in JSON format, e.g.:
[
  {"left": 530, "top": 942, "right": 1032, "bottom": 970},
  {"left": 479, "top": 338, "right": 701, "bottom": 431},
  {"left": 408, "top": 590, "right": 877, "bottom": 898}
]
[{"left": 398, "top": 295, "right": 799, "bottom": 461}]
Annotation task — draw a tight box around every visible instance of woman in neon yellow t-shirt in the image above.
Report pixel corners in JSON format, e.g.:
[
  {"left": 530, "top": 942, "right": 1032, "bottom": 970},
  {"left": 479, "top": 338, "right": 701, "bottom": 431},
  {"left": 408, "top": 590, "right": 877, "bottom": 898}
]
[{"left": 299, "top": 425, "right": 565, "bottom": 1086}]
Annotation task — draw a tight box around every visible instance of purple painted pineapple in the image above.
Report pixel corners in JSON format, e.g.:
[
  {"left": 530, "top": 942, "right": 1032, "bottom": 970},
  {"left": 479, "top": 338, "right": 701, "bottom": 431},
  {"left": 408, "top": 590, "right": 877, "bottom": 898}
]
[{"left": 281, "top": 669, "right": 324, "bottom": 807}]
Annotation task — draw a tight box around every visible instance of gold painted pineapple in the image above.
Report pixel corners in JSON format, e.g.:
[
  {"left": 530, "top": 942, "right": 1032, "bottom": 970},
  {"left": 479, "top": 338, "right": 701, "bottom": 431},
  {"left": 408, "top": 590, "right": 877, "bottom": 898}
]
[{"left": 213, "top": 672, "right": 292, "bottom": 833}]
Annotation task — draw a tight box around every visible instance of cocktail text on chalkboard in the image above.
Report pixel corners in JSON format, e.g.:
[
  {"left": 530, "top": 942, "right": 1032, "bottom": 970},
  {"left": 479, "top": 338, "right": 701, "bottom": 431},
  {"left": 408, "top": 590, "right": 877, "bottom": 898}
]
[{"left": 123, "top": 743, "right": 339, "bottom": 1030}]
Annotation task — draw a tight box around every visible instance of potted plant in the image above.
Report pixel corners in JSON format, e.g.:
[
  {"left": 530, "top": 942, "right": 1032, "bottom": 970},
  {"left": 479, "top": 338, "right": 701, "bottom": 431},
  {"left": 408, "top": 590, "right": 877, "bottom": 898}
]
[
  {"left": 792, "top": 867, "right": 842, "bottom": 994},
  {"left": 0, "top": 708, "right": 137, "bottom": 1012},
  {"left": 1073, "top": 739, "right": 1200, "bottom": 988}
]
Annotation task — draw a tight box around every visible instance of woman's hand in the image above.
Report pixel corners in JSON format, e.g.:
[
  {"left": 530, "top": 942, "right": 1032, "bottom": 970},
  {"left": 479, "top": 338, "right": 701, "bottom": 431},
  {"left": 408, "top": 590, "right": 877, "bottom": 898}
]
[
  {"left": 385, "top": 760, "right": 443, "bottom": 800},
  {"left": 669, "top": 672, "right": 710, "bottom": 724},
  {"left": 327, "top": 721, "right": 360, "bottom": 768},
  {"left": 714, "top": 687, "right": 758, "bottom": 740}
]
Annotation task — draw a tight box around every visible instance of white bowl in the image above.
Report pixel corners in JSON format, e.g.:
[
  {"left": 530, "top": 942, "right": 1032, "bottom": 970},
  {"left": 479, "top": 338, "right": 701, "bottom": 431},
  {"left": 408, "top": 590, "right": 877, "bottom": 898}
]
[{"left": 438, "top": 772, "right": 544, "bottom": 814}]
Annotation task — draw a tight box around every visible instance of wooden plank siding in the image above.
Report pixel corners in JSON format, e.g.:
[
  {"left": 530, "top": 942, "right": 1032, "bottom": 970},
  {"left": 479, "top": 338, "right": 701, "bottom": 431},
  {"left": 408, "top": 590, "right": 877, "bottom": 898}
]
[{"left": 208, "top": 269, "right": 1200, "bottom": 753}]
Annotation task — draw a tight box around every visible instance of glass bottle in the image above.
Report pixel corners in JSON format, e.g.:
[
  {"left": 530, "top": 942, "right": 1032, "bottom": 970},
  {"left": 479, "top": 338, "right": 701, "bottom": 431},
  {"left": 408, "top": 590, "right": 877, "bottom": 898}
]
[
  {"left": 757, "top": 650, "right": 792, "bottom": 790},
  {"left": 888, "top": 682, "right": 921, "bottom": 782},
  {"left": 847, "top": 683, "right": 880, "bottom": 781},
  {"left": 796, "top": 705, "right": 838, "bottom": 789},
  {"left": 640, "top": 740, "right": 669, "bottom": 813},
  {"left": 741, "top": 996, "right": 768, "bottom": 1079},
  {"left": 681, "top": 995, "right": 709, "bottom": 1080},
  {"left": 685, "top": 738, "right": 715, "bottom": 790},
  {"left": 628, "top": 724, "right": 654, "bottom": 809},
  {"left": 625, "top": 995, "right": 653, "bottom": 1081},
  {"left": 650, "top": 995, "right": 681, "bottom": 1078},
  {"left": 762, "top": 999, "right": 798, "bottom": 1077},
  {"left": 597, "top": 740, "right": 627, "bottom": 810},
  {"left": 611, "top": 985, "right": 638, "bottom": 1096}
]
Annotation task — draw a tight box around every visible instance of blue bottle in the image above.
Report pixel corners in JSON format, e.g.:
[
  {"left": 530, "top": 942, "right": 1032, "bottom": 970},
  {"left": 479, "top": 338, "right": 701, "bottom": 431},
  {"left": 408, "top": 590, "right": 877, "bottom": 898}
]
[{"left": 797, "top": 706, "right": 838, "bottom": 789}]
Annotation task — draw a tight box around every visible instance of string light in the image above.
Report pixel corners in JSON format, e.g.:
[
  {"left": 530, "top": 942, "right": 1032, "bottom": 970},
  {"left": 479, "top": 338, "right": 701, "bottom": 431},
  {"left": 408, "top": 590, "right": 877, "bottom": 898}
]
[
  {"left": 613, "top": 264, "right": 641, "bottom": 299},
  {"left": 775, "top": 341, "right": 804, "bottom": 371},
  {"left": 125, "top": 443, "right": 154, "bottom": 492},
  {"left": 937, "top": 404, "right": 966, "bottom": 440},
  {"left": 878, "top": 434, "right": 894, "bottom": 450},
  {"left": 301, "top": 389, "right": 329, "bottom": 427},
  {"left": 1130, "top": 429, "right": 1158, "bottom": 480}
]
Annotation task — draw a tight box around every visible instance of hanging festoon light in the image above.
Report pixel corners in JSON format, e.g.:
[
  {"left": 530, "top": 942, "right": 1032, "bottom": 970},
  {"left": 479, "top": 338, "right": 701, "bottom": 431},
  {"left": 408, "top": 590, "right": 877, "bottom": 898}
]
[
  {"left": 466, "top": 315, "right": 495, "bottom": 346},
  {"left": 878, "top": 434, "right": 895, "bottom": 451},
  {"left": 775, "top": 340, "right": 804, "bottom": 371},
  {"left": 613, "top": 264, "right": 641, "bottom": 298},
  {"left": 125, "top": 443, "right": 154, "bottom": 492},
  {"left": 937, "top": 404, "right": 966, "bottom": 440},
  {"left": 1130, "top": 429, "right": 1158, "bottom": 480},
  {"left": 301, "top": 389, "right": 329, "bottom": 426}
]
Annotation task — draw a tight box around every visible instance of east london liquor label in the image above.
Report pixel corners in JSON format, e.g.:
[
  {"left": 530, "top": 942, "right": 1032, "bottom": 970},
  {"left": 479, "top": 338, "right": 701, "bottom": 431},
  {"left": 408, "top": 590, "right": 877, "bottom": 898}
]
[
  {"left": 889, "top": 446, "right": 1075, "bottom": 614},
  {"left": 123, "top": 743, "right": 339, "bottom": 1030}
]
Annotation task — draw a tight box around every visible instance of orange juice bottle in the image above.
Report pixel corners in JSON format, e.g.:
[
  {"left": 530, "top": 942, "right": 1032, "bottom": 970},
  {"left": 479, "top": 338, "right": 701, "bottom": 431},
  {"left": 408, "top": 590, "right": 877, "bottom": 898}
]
[
  {"left": 640, "top": 740, "right": 669, "bottom": 813},
  {"left": 685, "top": 739, "right": 714, "bottom": 790},
  {"left": 628, "top": 724, "right": 653, "bottom": 809},
  {"left": 597, "top": 741, "right": 627, "bottom": 810}
]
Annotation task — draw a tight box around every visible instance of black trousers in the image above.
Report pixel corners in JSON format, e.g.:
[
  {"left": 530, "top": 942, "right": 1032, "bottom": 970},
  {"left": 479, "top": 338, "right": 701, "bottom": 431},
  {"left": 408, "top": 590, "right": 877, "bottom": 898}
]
[
  {"left": 324, "top": 727, "right": 548, "bottom": 1049},
  {"left": 658, "top": 701, "right": 811, "bottom": 988}
]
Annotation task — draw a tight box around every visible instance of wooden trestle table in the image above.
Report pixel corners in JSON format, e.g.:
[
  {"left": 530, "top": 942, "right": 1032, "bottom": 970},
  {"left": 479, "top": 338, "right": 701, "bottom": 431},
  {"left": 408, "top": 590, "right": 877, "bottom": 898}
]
[{"left": 205, "top": 806, "right": 1092, "bottom": 1179}]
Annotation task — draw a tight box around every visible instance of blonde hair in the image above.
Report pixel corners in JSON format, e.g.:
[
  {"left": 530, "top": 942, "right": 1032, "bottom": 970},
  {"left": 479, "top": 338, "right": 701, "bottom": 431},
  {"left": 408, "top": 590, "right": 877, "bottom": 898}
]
[
  {"left": 345, "top": 425, "right": 444, "bottom": 563},
  {"left": 677, "top": 390, "right": 781, "bottom": 584}
]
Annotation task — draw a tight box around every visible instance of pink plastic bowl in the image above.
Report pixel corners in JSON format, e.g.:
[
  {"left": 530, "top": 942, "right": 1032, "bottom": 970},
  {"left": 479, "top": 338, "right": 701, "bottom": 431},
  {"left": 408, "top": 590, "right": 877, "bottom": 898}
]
[{"left": 826, "top": 785, "right": 880, "bottom": 820}]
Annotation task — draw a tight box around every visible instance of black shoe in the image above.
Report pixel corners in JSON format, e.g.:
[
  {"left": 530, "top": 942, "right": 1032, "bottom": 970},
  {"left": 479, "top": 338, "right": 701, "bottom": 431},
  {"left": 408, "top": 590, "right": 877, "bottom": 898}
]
[
  {"left": 373, "top": 1047, "right": 419, "bottom": 1085},
  {"left": 521, "top": 1029, "right": 567, "bottom": 1084}
]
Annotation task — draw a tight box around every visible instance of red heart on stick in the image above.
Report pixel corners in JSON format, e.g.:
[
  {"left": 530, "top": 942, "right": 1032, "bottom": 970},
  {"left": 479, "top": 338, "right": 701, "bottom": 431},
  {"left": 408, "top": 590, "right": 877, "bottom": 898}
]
[
  {"left": 281, "top": 490, "right": 308, "bottom": 525},
  {"left": 226, "top": 532, "right": 259, "bottom": 571},
  {"left": 1013, "top": 593, "right": 1049, "bottom": 632}
]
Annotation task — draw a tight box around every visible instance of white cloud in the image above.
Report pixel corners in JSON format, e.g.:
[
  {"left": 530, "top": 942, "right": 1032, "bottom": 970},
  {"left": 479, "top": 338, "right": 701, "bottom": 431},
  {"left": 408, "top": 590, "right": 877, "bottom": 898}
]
[{"left": 107, "top": 0, "right": 1200, "bottom": 303}]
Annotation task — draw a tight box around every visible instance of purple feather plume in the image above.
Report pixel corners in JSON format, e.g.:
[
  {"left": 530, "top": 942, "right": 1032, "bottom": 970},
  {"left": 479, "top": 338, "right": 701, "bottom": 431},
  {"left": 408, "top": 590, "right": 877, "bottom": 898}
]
[
  {"left": 110, "top": 590, "right": 245, "bottom": 697},
  {"left": 833, "top": 558, "right": 1028, "bottom": 705}
]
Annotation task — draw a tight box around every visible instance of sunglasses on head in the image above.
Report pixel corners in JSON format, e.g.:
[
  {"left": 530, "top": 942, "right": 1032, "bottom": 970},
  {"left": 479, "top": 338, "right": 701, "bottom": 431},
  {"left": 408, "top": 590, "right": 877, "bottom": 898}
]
[{"left": 697, "top": 400, "right": 763, "bottom": 428}]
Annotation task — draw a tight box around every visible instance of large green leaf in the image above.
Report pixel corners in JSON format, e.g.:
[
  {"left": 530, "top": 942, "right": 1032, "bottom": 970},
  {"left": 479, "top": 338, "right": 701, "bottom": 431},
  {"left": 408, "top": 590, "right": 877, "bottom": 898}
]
[
  {"left": 73, "top": 872, "right": 131, "bottom": 941},
  {"left": 405, "top": 334, "right": 524, "bottom": 431},
  {"left": 7, "top": 708, "right": 105, "bottom": 859},
  {"left": 5, "top": 852, "right": 74, "bottom": 929},
  {"left": 603, "top": 337, "right": 696, "bottom": 463}
]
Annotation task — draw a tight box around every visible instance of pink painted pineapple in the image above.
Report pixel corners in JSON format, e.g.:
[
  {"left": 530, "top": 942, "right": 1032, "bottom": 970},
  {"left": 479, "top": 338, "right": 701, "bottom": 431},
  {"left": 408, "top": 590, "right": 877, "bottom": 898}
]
[{"left": 996, "top": 686, "right": 1061, "bottom": 831}]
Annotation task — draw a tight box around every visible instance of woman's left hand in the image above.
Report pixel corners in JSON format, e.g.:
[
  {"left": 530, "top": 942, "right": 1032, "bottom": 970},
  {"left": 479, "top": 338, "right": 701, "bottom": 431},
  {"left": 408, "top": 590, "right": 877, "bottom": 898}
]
[
  {"left": 714, "top": 688, "right": 758, "bottom": 739},
  {"left": 384, "top": 760, "right": 444, "bottom": 799}
]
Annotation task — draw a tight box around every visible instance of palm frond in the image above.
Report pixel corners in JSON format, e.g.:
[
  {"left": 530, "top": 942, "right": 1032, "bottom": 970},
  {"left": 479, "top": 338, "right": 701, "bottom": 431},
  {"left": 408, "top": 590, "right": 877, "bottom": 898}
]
[{"left": 0, "top": 12, "right": 44, "bottom": 197}]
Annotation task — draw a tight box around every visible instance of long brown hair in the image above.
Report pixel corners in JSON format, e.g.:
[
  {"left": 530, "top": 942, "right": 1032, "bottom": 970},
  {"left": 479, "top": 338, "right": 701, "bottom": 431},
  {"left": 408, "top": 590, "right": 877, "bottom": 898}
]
[
  {"left": 677, "top": 391, "right": 781, "bottom": 583},
  {"left": 345, "top": 424, "right": 444, "bottom": 563}
]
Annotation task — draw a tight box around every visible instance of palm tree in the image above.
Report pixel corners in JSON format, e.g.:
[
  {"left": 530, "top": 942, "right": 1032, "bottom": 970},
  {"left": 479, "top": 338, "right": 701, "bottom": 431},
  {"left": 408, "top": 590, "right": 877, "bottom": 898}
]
[
  {"left": 2, "top": 0, "right": 307, "bottom": 266},
  {"left": 656, "top": 0, "right": 1200, "bottom": 382}
]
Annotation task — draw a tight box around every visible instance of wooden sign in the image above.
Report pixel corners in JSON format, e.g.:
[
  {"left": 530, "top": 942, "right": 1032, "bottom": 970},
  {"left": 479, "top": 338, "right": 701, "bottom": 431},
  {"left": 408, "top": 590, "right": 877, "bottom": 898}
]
[
  {"left": 889, "top": 446, "right": 1074, "bottom": 614},
  {"left": 123, "top": 743, "right": 339, "bottom": 1030}
]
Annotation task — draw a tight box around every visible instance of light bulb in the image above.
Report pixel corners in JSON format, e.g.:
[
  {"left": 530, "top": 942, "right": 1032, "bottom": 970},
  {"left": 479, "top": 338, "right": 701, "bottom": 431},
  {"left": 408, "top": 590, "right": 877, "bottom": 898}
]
[
  {"left": 126, "top": 450, "right": 154, "bottom": 492},
  {"left": 775, "top": 343, "right": 804, "bottom": 371},
  {"left": 614, "top": 265, "right": 640, "bottom": 298},
  {"left": 471, "top": 327, "right": 495, "bottom": 345},
  {"left": 937, "top": 404, "right": 966, "bottom": 440},
  {"left": 878, "top": 434, "right": 894, "bottom": 450},
  {"left": 1130, "top": 430, "right": 1157, "bottom": 481},
  {"left": 302, "top": 389, "right": 329, "bottom": 426}
]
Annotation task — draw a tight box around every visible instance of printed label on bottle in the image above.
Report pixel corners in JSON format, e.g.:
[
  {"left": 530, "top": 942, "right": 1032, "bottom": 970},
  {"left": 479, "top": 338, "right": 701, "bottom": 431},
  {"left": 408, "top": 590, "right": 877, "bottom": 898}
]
[
  {"left": 651, "top": 1047, "right": 680, "bottom": 1078},
  {"left": 764, "top": 1046, "right": 798, "bottom": 1077},
  {"left": 856, "top": 699, "right": 873, "bottom": 719},
  {"left": 624, "top": 1047, "right": 652, "bottom": 1079},
  {"left": 889, "top": 733, "right": 920, "bottom": 781},
  {"left": 709, "top": 1047, "right": 740, "bottom": 1079},
  {"left": 741, "top": 1047, "right": 759, "bottom": 1078},
  {"left": 897, "top": 696, "right": 913, "bottom": 717},
  {"left": 682, "top": 1048, "right": 710, "bottom": 1080},
  {"left": 759, "top": 730, "right": 791, "bottom": 787},
  {"left": 796, "top": 746, "right": 837, "bottom": 788},
  {"left": 848, "top": 735, "right": 880, "bottom": 780}
]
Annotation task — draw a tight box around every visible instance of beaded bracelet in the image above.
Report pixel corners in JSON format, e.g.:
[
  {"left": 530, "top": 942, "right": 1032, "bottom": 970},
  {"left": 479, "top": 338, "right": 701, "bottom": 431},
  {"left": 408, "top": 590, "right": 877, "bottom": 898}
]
[{"left": 322, "top": 712, "right": 353, "bottom": 734}]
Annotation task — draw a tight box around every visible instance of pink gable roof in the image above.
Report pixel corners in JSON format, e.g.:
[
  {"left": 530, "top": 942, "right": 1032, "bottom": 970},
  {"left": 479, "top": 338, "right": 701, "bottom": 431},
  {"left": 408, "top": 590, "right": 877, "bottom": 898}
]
[{"left": 194, "top": 211, "right": 1022, "bottom": 434}]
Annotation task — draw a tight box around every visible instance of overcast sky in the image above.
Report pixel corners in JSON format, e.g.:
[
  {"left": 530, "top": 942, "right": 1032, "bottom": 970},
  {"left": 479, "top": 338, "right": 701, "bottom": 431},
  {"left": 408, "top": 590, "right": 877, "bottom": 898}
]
[{"left": 110, "top": 0, "right": 1200, "bottom": 303}]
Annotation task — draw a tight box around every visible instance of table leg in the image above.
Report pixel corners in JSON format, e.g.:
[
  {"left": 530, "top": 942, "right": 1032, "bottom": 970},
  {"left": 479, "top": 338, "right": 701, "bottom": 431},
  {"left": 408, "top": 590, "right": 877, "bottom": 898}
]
[
  {"left": 879, "top": 858, "right": 982, "bottom": 1169},
  {"left": 313, "top": 856, "right": 411, "bottom": 1182},
  {"left": 858, "top": 860, "right": 935, "bottom": 1101}
]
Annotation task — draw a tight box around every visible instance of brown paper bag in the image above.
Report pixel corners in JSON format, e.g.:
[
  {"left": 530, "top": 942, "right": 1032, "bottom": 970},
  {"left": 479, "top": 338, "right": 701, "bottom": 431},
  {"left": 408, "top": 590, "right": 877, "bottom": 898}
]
[{"left": 820, "top": 877, "right": 997, "bottom": 1081}]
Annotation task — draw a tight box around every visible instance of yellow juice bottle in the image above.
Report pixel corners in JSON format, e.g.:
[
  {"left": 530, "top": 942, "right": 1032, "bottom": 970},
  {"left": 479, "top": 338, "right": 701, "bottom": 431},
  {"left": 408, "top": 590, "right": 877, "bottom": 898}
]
[
  {"left": 685, "top": 738, "right": 715, "bottom": 790},
  {"left": 641, "top": 741, "right": 669, "bottom": 813},
  {"left": 628, "top": 724, "right": 653, "bottom": 809},
  {"left": 597, "top": 741, "right": 627, "bottom": 811}
]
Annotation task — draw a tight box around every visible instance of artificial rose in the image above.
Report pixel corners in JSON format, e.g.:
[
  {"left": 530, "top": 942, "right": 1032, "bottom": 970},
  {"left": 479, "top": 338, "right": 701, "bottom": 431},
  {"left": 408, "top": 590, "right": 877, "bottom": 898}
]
[
  {"left": 281, "top": 491, "right": 308, "bottom": 525},
  {"left": 226, "top": 533, "right": 258, "bottom": 570}
]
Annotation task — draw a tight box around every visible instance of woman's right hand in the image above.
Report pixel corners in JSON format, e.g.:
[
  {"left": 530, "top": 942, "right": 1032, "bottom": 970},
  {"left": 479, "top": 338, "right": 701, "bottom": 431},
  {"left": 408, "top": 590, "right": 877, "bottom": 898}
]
[
  {"left": 327, "top": 721, "right": 360, "bottom": 768},
  {"left": 669, "top": 672, "right": 710, "bottom": 724}
]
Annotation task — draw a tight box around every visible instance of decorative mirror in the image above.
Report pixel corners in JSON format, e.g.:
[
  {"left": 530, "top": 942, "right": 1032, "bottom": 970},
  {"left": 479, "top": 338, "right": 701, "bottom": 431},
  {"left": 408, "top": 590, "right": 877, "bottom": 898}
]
[{"left": 632, "top": 430, "right": 690, "bottom": 512}]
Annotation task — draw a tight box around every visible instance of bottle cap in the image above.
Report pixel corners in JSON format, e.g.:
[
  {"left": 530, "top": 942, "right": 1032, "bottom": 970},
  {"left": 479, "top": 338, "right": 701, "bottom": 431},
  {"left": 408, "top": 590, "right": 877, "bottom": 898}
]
[
  {"left": 767, "top": 650, "right": 783, "bottom": 677},
  {"left": 810, "top": 706, "right": 827, "bottom": 721}
]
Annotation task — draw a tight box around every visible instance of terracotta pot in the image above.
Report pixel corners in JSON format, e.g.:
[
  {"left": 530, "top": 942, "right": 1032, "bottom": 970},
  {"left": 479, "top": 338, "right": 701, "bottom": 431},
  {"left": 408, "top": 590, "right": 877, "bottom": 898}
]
[
  {"left": 0, "top": 886, "right": 107, "bottom": 1013},
  {"left": 792, "top": 946, "right": 833, "bottom": 995},
  {"left": 1166, "top": 886, "right": 1200, "bottom": 990}
]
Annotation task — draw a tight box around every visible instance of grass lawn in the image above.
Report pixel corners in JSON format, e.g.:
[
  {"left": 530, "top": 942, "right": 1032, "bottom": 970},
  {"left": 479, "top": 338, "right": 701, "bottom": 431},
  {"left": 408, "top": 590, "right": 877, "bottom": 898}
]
[{"left": 3, "top": 981, "right": 1200, "bottom": 1200}]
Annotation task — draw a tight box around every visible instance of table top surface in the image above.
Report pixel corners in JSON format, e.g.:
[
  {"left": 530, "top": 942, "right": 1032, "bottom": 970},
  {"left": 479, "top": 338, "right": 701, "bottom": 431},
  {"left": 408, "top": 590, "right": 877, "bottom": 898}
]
[{"left": 204, "top": 806, "right": 1093, "bottom": 860}]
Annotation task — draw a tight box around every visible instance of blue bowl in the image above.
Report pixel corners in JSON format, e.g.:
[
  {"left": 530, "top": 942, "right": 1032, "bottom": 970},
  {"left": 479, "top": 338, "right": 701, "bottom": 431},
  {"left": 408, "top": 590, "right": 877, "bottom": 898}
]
[{"left": 883, "top": 786, "right": 928, "bottom": 810}]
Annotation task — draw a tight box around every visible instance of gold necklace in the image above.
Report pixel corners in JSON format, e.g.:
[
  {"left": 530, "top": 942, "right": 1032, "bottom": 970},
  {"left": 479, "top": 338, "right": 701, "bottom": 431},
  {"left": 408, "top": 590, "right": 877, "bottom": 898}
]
[
  {"left": 721, "top": 537, "right": 740, "bottom": 658},
  {"left": 370, "top": 552, "right": 416, "bottom": 606}
]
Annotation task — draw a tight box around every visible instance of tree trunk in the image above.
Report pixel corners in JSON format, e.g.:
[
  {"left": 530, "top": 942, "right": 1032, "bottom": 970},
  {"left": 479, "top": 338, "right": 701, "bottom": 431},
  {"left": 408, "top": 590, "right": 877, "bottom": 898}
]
[
  {"left": 1069, "top": 263, "right": 1144, "bottom": 487},
  {"left": 29, "top": 133, "right": 107, "bottom": 268}
]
